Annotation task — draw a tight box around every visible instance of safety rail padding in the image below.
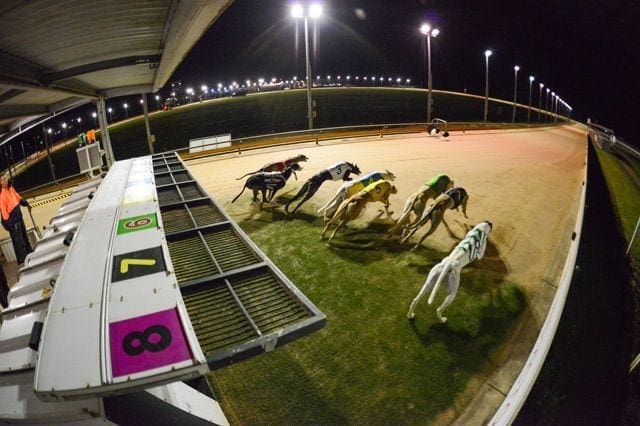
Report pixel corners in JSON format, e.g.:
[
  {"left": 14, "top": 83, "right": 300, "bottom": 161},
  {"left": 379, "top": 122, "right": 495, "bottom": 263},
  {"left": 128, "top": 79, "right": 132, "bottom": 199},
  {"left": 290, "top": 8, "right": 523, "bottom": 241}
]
[{"left": 490, "top": 152, "right": 588, "bottom": 425}]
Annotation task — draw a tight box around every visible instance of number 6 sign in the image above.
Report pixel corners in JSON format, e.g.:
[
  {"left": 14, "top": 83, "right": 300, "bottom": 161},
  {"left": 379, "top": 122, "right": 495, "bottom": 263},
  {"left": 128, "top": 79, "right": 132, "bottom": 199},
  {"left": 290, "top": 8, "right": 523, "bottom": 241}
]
[{"left": 109, "top": 308, "right": 192, "bottom": 377}]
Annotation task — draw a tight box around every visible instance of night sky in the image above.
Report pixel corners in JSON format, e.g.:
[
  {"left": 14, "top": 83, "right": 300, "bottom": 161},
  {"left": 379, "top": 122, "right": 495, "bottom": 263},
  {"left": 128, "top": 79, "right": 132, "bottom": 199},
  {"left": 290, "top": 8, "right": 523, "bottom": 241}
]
[{"left": 173, "top": 0, "right": 638, "bottom": 142}]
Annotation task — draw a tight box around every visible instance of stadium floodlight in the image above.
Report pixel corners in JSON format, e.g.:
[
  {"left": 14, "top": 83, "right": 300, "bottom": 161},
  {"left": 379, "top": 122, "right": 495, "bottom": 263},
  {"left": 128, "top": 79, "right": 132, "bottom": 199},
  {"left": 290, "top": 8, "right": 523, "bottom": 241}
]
[
  {"left": 291, "top": 4, "right": 303, "bottom": 18},
  {"left": 291, "top": 3, "right": 323, "bottom": 129},
  {"left": 309, "top": 4, "right": 322, "bottom": 18},
  {"left": 545, "top": 87, "right": 551, "bottom": 122},
  {"left": 483, "top": 50, "right": 493, "bottom": 122},
  {"left": 527, "top": 76, "right": 535, "bottom": 122},
  {"left": 512, "top": 65, "right": 520, "bottom": 123},
  {"left": 420, "top": 22, "right": 440, "bottom": 123},
  {"left": 538, "top": 83, "right": 544, "bottom": 121},
  {"left": 123, "top": 102, "right": 129, "bottom": 118}
]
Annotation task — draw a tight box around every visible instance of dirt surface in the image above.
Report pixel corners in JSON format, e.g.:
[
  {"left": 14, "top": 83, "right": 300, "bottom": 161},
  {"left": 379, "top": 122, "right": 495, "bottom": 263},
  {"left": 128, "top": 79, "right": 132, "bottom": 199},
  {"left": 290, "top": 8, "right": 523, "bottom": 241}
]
[{"left": 187, "top": 125, "right": 587, "bottom": 298}]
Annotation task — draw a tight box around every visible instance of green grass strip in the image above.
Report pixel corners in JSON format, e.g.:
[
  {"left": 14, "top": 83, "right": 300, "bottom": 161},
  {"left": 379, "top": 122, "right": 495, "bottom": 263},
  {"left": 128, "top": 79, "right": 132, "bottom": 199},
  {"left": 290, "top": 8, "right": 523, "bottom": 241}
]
[
  {"left": 208, "top": 209, "right": 524, "bottom": 424},
  {"left": 593, "top": 145, "right": 640, "bottom": 261}
]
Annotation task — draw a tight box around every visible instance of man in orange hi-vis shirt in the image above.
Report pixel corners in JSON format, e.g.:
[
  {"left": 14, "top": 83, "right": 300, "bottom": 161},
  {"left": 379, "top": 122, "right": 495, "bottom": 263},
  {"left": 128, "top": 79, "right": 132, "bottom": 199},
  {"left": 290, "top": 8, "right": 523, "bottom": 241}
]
[{"left": 0, "top": 175, "right": 32, "bottom": 265}]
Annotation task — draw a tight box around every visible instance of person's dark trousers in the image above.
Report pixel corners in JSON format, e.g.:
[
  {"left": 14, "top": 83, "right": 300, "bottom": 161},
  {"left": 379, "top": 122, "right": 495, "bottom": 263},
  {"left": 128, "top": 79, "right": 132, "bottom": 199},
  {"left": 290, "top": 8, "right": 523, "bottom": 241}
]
[
  {"left": 7, "top": 208, "right": 32, "bottom": 264},
  {"left": 0, "top": 266, "right": 9, "bottom": 308}
]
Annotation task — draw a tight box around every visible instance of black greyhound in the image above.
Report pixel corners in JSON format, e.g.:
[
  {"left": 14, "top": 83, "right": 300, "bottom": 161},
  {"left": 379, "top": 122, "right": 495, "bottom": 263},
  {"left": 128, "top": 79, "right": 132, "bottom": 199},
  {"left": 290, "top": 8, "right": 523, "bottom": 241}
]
[
  {"left": 232, "top": 163, "right": 303, "bottom": 203},
  {"left": 285, "top": 161, "right": 361, "bottom": 214},
  {"left": 236, "top": 154, "right": 309, "bottom": 180}
]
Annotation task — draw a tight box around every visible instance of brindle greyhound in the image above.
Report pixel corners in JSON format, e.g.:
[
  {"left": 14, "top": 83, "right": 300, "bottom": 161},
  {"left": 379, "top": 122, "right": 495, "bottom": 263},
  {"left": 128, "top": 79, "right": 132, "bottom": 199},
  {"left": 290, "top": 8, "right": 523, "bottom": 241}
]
[
  {"left": 285, "top": 161, "right": 361, "bottom": 214},
  {"left": 400, "top": 187, "right": 469, "bottom": 250},
  {"left": 407, "top": 221, "right": 492, "bottom": 322},
  {"left": 321, "top": 180, "right": 397, "bottom": 241},
  {"left": 236, "top": 154, "right": 308, "bottom": 180},
  {"left": 388, "top": 174, "right": 453, "bottom": 235},
  {"left": 318, "top": 170, "right": 396, "bottom": 222},
  {"left": 232, "top": 163, "right": 303, "bottom": 203}
]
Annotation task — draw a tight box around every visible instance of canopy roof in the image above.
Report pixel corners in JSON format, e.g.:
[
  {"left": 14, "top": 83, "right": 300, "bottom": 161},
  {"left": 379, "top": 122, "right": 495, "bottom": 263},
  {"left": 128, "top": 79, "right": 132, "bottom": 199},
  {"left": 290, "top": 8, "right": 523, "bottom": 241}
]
[{"left": 0, "top": 0, "right": 234, "bottom": 144}]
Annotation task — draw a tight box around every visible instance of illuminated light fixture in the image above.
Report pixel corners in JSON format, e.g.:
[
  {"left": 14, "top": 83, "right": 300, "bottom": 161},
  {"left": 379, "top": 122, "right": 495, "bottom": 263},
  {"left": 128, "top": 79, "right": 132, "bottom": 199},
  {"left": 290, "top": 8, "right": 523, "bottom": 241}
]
[{"left": 309, "top": 4, "right": 322, "bottom": 18}]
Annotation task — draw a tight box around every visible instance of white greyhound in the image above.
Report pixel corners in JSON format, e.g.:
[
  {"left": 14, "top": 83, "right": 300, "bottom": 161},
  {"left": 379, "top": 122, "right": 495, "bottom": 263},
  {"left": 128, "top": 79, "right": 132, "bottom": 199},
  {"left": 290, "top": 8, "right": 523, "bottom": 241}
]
[{"left": 407, "top": 220, "right": 493, "bottom": 322}]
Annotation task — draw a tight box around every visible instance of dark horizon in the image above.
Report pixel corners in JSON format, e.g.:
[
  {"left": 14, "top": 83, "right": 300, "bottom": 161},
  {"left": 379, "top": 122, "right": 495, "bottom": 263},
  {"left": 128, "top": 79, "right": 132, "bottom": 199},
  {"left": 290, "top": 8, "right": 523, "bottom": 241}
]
[{"left": 172, "top": 0, "right": 635, "bottom": 141}]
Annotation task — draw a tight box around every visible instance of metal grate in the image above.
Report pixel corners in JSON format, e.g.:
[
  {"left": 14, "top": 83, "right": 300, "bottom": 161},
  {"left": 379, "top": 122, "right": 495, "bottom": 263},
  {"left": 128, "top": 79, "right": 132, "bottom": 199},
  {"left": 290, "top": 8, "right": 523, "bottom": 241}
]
[
  {"left": 201, "top": 227, "right": 259, "bottom": 273},
  {"left": 179, "top": 183, "right": 204, "bottom": 201},
  {"left": 152, "top": 152, "right": 325, "bottom": 370},
  {"left": 168, "top": 236, "right": 218, "bottom": 283},
  {"left": 190, "top": 201, "right": 225, "bottom": 226},
  {"left": 173, "top": 171, "right": 191, "bottom": 183},
  {"left": 161, "top": 206, "right": 194, "bottom": 233},
  {"left": 155, "top": 173, "right": 173, "bottom": 186},
  {"left": 158, "top": 187, "right": 181, "bottom": 206},
  {"left": 182, "top": 267, "right": 312, "bottom": 358}
]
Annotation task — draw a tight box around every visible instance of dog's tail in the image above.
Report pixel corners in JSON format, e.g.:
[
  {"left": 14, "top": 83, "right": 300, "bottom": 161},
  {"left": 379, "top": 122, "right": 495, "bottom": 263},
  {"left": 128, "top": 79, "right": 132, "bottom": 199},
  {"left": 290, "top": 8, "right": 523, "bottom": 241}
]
[
  {"left": 236, "top": 169, "right": 259, "bottom": 180},
  {"left": 428, "top": 262, "right": 453, "bottom": 305},
  {"left": 231, "top": 183, "right": 248, "bottom": 203}
]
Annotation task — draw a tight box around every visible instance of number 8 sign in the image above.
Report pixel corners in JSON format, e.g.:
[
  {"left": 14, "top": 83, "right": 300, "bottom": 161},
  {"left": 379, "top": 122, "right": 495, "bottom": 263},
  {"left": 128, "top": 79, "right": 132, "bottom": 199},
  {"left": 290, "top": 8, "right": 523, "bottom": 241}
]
[{"left": 109, "top": 308, "right": 192, "bottom": 377}]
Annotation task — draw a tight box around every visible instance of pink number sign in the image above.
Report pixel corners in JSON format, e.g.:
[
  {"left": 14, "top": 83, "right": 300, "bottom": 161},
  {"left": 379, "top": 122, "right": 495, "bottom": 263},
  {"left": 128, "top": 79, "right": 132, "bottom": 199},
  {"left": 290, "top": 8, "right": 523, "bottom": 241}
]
[{"left": 110, "top": 308, "right": 192, "bottom": 377}]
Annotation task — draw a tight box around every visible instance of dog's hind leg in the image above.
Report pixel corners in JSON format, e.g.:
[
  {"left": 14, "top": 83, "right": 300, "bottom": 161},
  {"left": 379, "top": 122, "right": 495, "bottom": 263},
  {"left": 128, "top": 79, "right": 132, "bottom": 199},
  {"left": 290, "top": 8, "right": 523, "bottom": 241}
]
[
  {"left": 407, "top": 263, "right": 443, "bottom": 319},
  {"left": 411, "top": 208, "right": 445, "bottom": 251},
  {"left": 290, "top": 181, "right": 322, "bottom": 214},
  {"left": 435, "top": 272, "right": 460, "bottom": 323},
  {"left": 285, "top": 181, "right": 310, "bottom": 213}
]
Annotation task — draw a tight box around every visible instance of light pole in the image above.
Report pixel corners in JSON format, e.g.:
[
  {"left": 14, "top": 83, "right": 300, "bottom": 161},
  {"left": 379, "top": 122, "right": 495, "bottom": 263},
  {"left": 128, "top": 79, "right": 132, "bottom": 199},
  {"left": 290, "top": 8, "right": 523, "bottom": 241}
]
[
  {"left": 292, "top": 3, "right": 322, "bottom": 130},
  {"left": 77, "top": 117, "right": 83, "bottom": 132},
  {"left": 201, "top": 85, "right": 208, "bottom": 100},
  {"left": 155, "top": 95, "right": 160, "bottom": 110},
  {"left": 527, "top": 76, "right": 534, "bottom": 122},
  {"left": 186, "top": 87, "right": 194, "bottom": 102},
  {"left": 61, "top": 122, "right": 68, "bottom": 141},
  {"left": 512, "top": 65, "right": 520, "bottom": 123},
  {"left": 483, "top": 49, "right": 492, "bottom": 122},
  {"left": 107, "top": 107, "right": 113, "bottom": 123},
  {"left": 91, "top": 112, "right": 97, "bottom": 127},
  {"left": 420, "top": 23, "right": 440, "bottom": 124},
  {"left": 545, "top": 88, "right": 550, "bottom": 122},
  {"left": 538, "top": 83, "right": 544, "bottom": 122},
  {"left": 123, "top": 102, "right": 129, "bottom": 118}
]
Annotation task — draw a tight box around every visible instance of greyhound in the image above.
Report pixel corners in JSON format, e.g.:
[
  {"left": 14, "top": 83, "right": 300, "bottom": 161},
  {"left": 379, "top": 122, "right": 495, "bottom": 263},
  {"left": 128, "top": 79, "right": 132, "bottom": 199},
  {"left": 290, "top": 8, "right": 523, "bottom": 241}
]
[
  {"left": 285, "top": 161, "right": 361, "bottom": 214},
  {"left": 321, "top": 180, "right": 397, "bottom": 241},
  {"left": 318, "top": 170, "right": 396, "bottom": 222},
  {"left": 388, "top": 174, "right": 453, "bottom": 235},
  {"left": 407, "top": 220, "right": 493, "bottom": 322},
  {"left": 232, "top": 163, "right": 303, "bottom": 203},
  {"left": 400, "top": 187, "right": 469, "bottom": 250},
  {"left": 236, "top": 154, "right": 308, "bottom": 180}
]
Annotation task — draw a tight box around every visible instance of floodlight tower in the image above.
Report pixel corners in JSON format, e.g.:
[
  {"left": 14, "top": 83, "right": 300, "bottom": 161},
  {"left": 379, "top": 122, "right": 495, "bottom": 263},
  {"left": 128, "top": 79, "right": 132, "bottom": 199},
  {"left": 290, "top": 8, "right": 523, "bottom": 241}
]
[
  {"left": 527, "top": 76, "right": 535, "bottom": 122},
  {"left": 538, "top": 83, "right": 544, "bottom": 122},
  {"left": 512, "top": 65, "right": 520, "bottom": 123},
  {"left": 420, "top": 23, "right": 440, "bottom": 123},
  {"left": 292, "top": 3, "right": 322, "bottom": 130},
  {"left": 483, "top": 50, "right": 492, "bottom": 122}
]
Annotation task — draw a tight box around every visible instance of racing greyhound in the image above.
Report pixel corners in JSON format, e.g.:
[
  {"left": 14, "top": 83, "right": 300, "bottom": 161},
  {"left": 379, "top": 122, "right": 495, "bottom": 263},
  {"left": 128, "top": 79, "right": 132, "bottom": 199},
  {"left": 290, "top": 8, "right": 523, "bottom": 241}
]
[
  {"left": 318, "top": 170, "right": 396, "bottom": 222},
  {"left": 285, "top": 161, "right": 361, "bottom": 214},
  {"left": 407, "top": 220, "right": 493, "bottom": 322},
  {"left": 236, "top": 154, "right": 308, "bottom": 180},
  {"left": 232, "top": 163, "right": 302, "bottom": 203},
  {"left": 388, "top": 174, "right": 453, "bottom": 235},
  {"left": 400, "top": 187, "right": 469, "bottom": 250},
  {"left": 321, "top": 180, "right": 397, "bottom": 241}
]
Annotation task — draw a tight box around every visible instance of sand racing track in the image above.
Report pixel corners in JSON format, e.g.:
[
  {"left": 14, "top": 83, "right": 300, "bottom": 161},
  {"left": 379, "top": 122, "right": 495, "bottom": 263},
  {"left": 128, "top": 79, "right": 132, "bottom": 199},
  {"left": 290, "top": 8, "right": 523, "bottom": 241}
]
[{"left": 185, "top": 123, "right": 588, "bottom": 422}]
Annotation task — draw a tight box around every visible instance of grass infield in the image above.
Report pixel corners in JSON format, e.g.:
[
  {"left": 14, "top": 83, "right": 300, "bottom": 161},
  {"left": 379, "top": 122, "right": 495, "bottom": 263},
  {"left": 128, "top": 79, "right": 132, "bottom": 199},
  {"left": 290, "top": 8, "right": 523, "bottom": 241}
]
[
  {"left": 593, "top": 145, "right": 640, "bottom": 261},
  {"left": 208, "top": 206, "right": 525, "bottom": 424}
]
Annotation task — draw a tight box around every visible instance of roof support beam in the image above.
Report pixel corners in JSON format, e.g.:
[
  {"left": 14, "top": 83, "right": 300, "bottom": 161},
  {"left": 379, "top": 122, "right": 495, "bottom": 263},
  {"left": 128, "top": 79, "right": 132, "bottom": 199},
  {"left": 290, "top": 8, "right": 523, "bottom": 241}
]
[
  {"left": 0, "top": 104, "right": 48, "bottom": 120},
  {"left": 43, "top": 55, "right": 161, "bottom": 84}
]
